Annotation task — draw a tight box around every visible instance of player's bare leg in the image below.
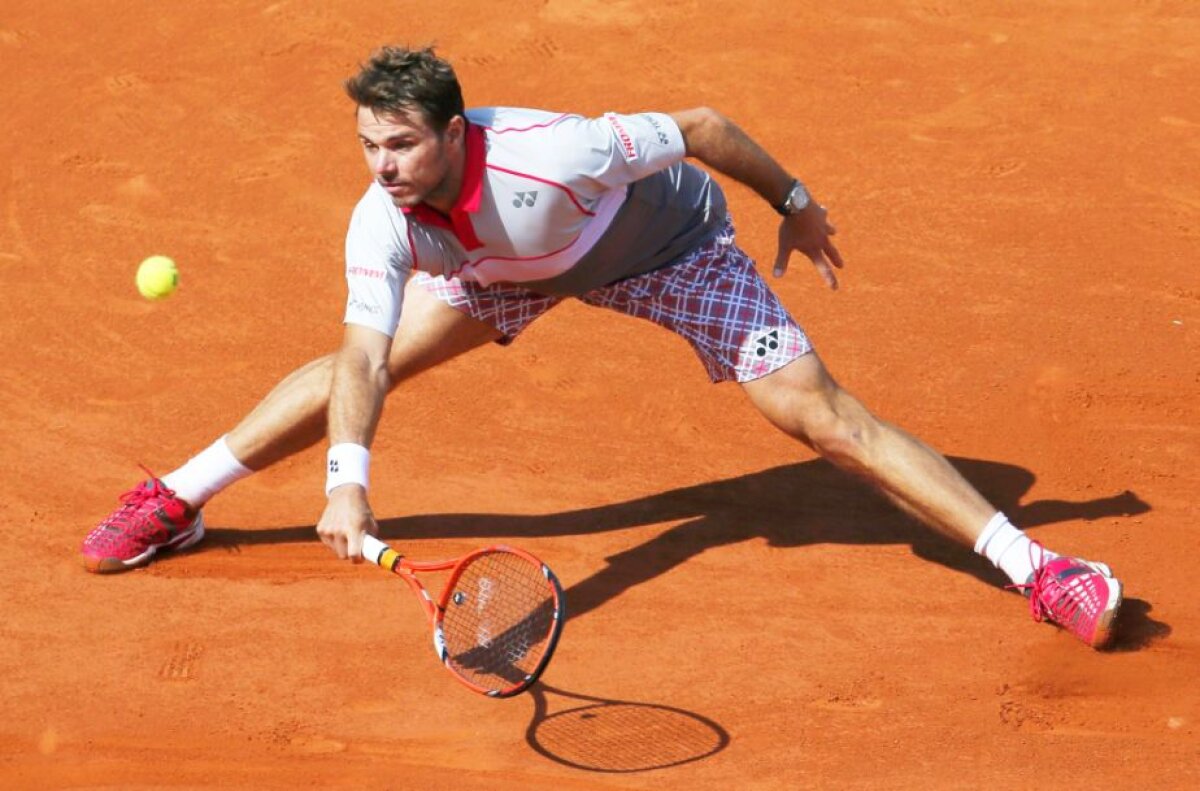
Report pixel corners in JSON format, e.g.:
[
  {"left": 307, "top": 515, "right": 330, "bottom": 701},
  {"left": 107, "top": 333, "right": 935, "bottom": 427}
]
[
  {"left": 741, "top": 352, "right": 994, "bottom": 547},
  {"left": 82, "top": 280, "right": 498, "bottom": 572},
  {"left": 228, "top": 279, "right": 501, "bottom": 470},
  {"left": 741, "top": 352, "right": 1123, "bottom": 647}
]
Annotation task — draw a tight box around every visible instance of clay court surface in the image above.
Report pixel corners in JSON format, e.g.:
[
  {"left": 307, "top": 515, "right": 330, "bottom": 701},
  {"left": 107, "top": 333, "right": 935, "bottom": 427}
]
[{"left": 2, "top": 0, "right": 1198, "bottom": 788}]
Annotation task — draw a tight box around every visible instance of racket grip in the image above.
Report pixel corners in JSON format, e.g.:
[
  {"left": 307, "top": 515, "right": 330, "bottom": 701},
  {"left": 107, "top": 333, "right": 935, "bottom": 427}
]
[{"left": 361, "top": 534, "right": 399, "bottom": 570}]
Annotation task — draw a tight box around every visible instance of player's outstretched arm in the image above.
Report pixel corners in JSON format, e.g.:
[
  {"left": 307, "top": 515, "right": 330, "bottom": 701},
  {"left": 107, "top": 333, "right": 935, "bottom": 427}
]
[
  {"left": 316, "top": 324, "right": 394, "bottom": 561},
  {"left": 668, "top": 107, "right": 844, "bottom": 289}
]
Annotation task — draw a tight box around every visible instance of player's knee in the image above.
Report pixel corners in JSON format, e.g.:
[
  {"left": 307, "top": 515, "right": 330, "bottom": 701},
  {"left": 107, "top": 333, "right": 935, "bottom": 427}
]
[
  {"left": 746, "top": 355, "right": 881, "bottom": 465},
  {"left": 780, "top": 389, "right": 881, "bottom": 470},
  {"left": 806, "top": 409, "right": 878, "bottom": 468}
]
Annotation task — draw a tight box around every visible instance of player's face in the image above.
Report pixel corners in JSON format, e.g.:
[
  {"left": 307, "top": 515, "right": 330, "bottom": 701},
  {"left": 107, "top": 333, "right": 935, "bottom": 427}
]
[{"left": 356, "top": 106, "right": 463, "bottom": 209}]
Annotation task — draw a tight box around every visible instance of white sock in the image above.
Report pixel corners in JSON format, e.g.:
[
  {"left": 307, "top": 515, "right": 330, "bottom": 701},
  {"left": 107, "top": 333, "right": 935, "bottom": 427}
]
[
  {"left": 162, "top": 436, "right": 253, "bottom": 508},
  {"left": 973, "top": 512, "right": 1057, "bottom": 587}
]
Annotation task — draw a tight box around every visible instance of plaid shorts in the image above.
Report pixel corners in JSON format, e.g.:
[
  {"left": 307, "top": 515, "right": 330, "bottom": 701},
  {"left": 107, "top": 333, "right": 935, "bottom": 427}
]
[{"left": 412, "top": 222, "right": 813, "bottom": 383}]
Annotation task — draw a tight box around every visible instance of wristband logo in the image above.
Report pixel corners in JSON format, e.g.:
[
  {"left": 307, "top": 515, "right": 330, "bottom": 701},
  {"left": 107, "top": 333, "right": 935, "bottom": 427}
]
[{"left": 329, "top": 459, "right": 339, "bottom": 473}]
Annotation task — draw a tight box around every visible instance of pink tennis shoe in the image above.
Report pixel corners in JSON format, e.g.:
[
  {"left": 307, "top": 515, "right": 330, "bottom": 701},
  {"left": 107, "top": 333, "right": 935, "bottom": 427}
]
[
  {"left": 1014, "top": 544, "right": 1123, "bottom": 648},
  {"left": 81, "top": 474, "right": 205, "bottom": 573}
]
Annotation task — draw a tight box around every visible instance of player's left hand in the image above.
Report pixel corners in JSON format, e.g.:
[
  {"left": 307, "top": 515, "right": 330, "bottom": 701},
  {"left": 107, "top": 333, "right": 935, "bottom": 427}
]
[{"left": 773, "top": 203, "right": 843, "bottom": 289}]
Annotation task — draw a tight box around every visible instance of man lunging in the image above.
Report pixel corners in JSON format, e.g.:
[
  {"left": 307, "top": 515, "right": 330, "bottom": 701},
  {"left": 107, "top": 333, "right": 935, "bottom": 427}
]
[{"left": 82, "top": 47, "right": 1122, "bottom": 648}]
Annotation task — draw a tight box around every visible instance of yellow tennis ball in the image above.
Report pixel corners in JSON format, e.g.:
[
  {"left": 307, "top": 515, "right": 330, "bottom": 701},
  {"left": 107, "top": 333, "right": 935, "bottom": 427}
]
[{"left": 136, "top": 255, "right": 179, "bottom": 300}]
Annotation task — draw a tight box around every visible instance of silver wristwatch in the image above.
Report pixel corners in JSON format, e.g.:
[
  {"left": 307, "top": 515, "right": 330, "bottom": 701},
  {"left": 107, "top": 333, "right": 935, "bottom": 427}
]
[{"left": 774, "top": 179, "right": 811, "bottom": 216}]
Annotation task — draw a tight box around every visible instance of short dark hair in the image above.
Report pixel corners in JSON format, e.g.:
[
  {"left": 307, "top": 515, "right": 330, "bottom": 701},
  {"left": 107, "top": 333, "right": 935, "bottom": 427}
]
[{"left": 344, "top": 46, "right": 464, "bottom": 133}]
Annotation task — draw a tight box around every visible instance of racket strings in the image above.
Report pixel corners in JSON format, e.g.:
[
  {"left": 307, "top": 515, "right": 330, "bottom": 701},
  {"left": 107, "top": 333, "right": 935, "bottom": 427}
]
[{"left": 441, "top": 552, "right": 559, "bottom": 690}]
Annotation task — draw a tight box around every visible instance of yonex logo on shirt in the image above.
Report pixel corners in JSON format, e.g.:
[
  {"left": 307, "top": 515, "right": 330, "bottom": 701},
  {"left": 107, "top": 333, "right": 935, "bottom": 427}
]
[
  {"left": 646, "top": 114, "right": 671, "bottom": 146},
  {"left": 342, "top": 107, "right": 698, "bottom": 336}
]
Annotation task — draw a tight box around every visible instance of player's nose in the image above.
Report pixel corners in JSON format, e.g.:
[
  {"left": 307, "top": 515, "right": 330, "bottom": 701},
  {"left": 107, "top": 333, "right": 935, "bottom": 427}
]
[{"left": 372, "top": 150, "right": 397, "bottom": 176}]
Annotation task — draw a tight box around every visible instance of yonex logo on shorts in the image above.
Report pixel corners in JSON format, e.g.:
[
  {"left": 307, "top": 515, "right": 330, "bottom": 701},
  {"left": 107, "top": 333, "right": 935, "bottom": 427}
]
[
  {"left": 513, "top": 191, "right": 538, "bottom": 208},
  {"left": 753, "top": 330, "right": 781, "bottom": 357},
  {"left": 411, "top": 222, "right": 813, "bottom": 385}
]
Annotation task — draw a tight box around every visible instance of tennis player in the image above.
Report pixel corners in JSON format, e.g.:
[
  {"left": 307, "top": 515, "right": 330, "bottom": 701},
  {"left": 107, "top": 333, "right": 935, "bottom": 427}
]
[{"left": 82, "top": 46, "right": 1123, "bottom": 648}]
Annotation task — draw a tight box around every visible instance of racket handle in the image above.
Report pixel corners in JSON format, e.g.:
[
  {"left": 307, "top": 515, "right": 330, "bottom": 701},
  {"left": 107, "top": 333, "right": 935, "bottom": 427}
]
[{"left": 361, "top": 534, "right": 401, "bottom": 571}]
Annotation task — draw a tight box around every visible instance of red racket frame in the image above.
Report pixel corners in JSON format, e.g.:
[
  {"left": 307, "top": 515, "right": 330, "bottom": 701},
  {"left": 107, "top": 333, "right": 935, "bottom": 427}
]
[{"left": 361, "top": 534, "right": 565, "bottom": 697}]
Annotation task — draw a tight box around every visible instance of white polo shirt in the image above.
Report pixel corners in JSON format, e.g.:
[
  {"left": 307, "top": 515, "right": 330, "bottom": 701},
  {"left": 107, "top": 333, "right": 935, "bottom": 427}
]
[{"left": 343, "top": 107, "right": 727, "bottom": 337}]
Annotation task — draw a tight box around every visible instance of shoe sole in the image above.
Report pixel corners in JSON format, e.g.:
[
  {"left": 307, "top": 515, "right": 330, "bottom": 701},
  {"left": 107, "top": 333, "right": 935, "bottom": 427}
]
[
  {"left": 83, "top": 512, "right": 206, "bottom": 574},
  {"left": 1090, "top": 575, "right": 1124, "bottom": 649}
]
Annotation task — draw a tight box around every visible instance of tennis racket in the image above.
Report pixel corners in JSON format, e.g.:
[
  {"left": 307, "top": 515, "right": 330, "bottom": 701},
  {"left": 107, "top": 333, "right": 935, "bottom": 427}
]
[{"left": 360, "top": 534, "right": 565, "bottom": 698}]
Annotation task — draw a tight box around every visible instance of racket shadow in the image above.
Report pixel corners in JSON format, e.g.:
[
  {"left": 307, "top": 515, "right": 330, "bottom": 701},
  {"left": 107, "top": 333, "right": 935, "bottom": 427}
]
[{"left": 524, "top": 683, "right": 730, "bottom": 773}]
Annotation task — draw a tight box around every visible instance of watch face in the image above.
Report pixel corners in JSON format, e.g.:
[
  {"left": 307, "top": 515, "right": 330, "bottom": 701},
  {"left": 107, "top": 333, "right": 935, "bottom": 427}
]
[{"left": 787, "top": 183, "right": 810, "bottom": 213}]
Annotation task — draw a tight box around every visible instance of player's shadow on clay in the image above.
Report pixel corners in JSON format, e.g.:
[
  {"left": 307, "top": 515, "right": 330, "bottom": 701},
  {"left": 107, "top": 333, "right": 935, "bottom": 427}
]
[{"left": 206, "top": 456, "right": 1166, "bottom": 651}]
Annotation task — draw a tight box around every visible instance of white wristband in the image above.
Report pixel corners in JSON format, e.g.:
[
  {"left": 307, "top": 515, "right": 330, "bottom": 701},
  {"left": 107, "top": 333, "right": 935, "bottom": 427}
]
[{"left": 326, "top": 443, "right": 370, "bottom": 495}]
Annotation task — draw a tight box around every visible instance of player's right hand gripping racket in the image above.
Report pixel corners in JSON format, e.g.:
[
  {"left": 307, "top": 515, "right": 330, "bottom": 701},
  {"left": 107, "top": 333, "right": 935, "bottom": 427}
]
[{"left": 361, "top": 534, "right": 565, "bottom": 698}]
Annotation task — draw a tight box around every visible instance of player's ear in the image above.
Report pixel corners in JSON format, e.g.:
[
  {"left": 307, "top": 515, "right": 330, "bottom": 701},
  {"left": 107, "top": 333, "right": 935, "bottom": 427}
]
[{"left": 444, "top": 114, "right": 466, "bottom": 146}]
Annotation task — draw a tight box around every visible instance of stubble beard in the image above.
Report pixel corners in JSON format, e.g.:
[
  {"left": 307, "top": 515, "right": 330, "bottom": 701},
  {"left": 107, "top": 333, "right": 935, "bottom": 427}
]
[{"left": 387, "top": 139, "right": 452, "bottom": 210}]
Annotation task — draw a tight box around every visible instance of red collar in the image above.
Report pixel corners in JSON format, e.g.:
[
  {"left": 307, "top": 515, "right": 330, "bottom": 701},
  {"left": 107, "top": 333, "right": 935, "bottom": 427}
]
[{"left": 401, "top": 122, "right": 485, "bottom": 250}]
